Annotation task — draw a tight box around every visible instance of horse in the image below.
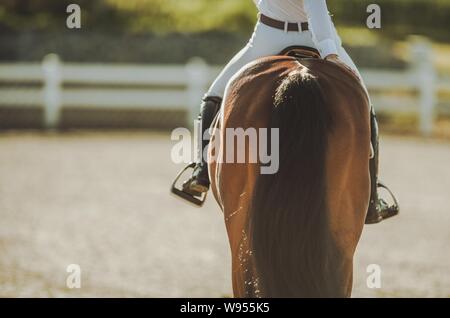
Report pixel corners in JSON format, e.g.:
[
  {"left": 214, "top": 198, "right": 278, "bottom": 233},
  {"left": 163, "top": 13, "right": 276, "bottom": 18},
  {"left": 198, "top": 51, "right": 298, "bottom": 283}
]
[{"left": 208, "top": 47, "right": 371, "bottom": 298}]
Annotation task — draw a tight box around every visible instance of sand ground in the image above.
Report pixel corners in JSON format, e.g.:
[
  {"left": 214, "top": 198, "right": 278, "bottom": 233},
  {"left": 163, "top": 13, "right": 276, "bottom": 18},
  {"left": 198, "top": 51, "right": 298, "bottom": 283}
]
[{"left": 0, "top": 132, "right": 448, "bottom": 297}]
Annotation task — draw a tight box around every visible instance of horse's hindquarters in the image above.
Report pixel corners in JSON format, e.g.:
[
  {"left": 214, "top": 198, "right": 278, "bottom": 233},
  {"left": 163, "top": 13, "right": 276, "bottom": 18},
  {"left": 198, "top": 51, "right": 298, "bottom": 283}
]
[{"left": 210, "top": 56, "right": 371, "bottom": 298}]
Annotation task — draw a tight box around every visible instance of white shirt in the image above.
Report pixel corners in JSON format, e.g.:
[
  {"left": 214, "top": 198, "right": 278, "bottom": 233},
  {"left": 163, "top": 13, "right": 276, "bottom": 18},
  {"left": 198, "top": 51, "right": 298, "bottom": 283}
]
[{"left": 253, "top": 0, "right": 338, "bottom": 58}]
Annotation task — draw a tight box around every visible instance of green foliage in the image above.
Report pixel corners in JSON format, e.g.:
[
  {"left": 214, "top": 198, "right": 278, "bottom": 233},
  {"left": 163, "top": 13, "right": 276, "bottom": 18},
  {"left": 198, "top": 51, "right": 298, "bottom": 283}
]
[
  {"left": 1, "top": 0, "right": 449, "bottom": 40},
  {"left": 106, "top": 0, "right": 257, "bottom": 34},
  {"left": 328, "top": 0, "right": 450, "bottom": 41},
  {"left": 0, "top": 0, "right": 448, "bottom": 63},
  {"left": 0, "top": 0, "right": 257, "bottom": 34}
]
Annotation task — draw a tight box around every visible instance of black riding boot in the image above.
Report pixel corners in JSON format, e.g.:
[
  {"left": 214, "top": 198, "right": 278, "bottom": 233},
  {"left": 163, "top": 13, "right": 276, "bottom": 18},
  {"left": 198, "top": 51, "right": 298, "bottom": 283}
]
[
  {"left": 365, "top": 108, "right": 400, "bottom": 224},
  {"left": 182, "top": 96, "right": 222, "bottom": 196}
]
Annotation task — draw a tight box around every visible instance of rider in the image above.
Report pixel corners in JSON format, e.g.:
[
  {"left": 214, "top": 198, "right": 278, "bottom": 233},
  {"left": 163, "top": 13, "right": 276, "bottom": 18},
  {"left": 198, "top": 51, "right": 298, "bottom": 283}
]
[{"left": 181, "top": 0, "right": 399, "bottom": 224}]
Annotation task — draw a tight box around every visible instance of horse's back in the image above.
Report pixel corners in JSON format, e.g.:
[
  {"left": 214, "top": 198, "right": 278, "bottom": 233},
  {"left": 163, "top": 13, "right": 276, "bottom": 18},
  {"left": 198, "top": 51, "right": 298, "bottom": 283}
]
[{"left": 223, "top": 55, "right": 369, "bottom": 138}]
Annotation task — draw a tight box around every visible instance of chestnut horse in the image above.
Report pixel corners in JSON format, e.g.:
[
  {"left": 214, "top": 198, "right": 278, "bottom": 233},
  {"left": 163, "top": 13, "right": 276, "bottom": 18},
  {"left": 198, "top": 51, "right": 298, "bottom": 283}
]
[{"left": 208, "top": 48, "right": 371, "bottom": 298}]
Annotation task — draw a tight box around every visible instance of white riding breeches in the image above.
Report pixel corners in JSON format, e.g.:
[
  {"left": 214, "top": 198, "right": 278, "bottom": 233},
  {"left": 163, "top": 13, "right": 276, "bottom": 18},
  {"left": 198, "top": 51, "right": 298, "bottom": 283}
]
[{"left": 206, "top": 20, "right": 367, "bottom": 98}]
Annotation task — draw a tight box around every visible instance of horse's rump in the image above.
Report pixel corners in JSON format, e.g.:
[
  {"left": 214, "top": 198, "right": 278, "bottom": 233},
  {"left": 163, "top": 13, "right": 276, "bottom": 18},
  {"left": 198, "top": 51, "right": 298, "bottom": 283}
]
[{"left": 211, "top": 55, "right": 370, "bottom": 297}]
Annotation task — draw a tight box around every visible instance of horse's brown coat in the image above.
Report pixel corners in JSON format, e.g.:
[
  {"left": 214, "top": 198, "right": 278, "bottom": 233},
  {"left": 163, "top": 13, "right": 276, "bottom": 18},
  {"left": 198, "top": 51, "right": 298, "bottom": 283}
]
[{"left": 209, "top": 56, "right": 370, "bottom": 297}]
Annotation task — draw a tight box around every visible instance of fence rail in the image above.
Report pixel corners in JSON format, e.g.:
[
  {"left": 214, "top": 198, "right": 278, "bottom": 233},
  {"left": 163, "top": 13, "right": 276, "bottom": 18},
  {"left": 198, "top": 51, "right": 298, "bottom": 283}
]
[{"left": 0, "top": 37, "right": 449, "bottom": 135}]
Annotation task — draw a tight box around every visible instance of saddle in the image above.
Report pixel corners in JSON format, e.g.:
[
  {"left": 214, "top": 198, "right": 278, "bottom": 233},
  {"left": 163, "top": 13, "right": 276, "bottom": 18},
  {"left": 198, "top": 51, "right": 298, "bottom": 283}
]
[{"left": 279, "top": 46, "right": 321, "bottom": 59}]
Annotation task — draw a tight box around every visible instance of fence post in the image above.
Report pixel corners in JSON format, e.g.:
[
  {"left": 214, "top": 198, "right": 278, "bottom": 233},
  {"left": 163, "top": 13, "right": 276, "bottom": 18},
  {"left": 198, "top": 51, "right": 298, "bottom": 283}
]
[
  {"left": 186, "top": 58, "right": 208, "bottom": 131},
  {"left": 42, "top": 54, "right": 62, "bottom": 129},
  {"left": 410, "top": 36, "right": 436, "bottom": 136}
]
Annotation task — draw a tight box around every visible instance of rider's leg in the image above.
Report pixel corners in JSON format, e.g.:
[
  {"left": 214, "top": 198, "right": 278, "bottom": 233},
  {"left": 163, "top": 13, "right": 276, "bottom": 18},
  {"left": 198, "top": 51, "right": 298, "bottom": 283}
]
[
  {"left": 182, "top": 96, "right": 222, "bottom": 195},
  {"left": 337, "top": 46, "right": 399, "bottom": 223},
  {"left": 366, "top": 107, "right": 383, "bottom": 224},
  {"left": 365, "top": 107, "right": 400, "bottom": 223}
]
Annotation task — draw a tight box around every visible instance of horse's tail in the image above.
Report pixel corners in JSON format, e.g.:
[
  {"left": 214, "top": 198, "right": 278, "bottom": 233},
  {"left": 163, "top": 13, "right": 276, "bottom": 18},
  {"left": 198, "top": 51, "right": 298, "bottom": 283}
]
[{"left": 248, "top": 68, "right": 343, "bottom": 297}]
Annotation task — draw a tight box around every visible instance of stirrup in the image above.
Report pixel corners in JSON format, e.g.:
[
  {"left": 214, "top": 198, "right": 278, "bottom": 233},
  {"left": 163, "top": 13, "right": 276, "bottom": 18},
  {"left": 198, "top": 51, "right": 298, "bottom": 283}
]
[
  {"left": 377, "top": 181, "right": 400, "bottom": 219},
  {"left": 171, "top": 162, "right": 207, "bottom": 207}
]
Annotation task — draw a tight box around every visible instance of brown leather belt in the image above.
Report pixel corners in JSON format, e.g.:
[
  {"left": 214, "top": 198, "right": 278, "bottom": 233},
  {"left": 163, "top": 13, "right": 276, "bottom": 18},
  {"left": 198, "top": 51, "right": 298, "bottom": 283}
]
[{"left": 259, "top": 14, "right": 309, "bottom": 32}]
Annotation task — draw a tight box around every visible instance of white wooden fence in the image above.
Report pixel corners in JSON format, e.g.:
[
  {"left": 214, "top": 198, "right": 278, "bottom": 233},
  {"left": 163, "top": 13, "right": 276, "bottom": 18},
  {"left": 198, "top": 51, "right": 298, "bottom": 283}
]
[{"left": 0, "top": 37, "right": 448, "bottom": 135}]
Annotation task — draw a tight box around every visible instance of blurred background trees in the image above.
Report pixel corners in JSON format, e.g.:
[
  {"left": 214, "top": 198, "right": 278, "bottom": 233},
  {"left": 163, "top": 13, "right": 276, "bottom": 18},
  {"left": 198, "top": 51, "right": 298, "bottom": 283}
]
[{"left": 0, "top": 0, "right": 449, "bottom": 65}]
